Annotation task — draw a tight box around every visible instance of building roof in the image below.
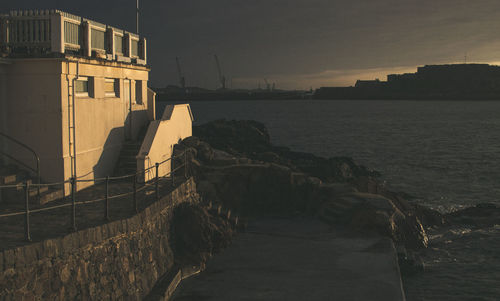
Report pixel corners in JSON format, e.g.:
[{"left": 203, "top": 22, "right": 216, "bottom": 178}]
[{"left": 0, "top": 9, "right": 147, "bottom": 66}]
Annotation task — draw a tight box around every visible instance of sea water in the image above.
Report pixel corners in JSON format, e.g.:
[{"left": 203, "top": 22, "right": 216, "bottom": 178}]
[{"left": 158, "top": 99, "right": 500, "bottom": 300}]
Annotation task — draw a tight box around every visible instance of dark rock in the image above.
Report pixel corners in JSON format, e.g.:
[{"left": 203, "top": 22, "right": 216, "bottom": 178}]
[
  {"left": 398, "top": 249, "right": 426, "bottom": 275},
  {"left": 413, "top": 204, "right": 446, "bottom": 228},
  {"left": 179, "top": 120, "right": 438, "bottom": 250},
  {"left": 192, "top": 119, "right": 380, "bottom": 183},
  {"left": 193, "top": 119, "right": 271, "bottom": 156},
  {"left": 344, "top": 193, "right": 429, "bottom": 249},
  {"left": 170, "top": 202, "right": 236, "bottom": 266},
  {"left": 445, "top": 203, "right": 500, "bottom": 227}
]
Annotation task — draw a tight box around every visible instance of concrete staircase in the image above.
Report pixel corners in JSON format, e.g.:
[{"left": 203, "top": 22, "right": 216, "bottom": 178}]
[
  {"left": 113, "top": 125, "right": 149, "bottom": 177},
  {"left": 0, "top": 164, "right": 63, "bottom": 205},
  {"left": 113, "top": 140, "right": 143, "bottom": 176}
]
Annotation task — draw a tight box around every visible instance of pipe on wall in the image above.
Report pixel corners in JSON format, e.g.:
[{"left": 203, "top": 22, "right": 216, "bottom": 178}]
[{"left": 65, "top": 60, "right": 79, "bottom": 183}]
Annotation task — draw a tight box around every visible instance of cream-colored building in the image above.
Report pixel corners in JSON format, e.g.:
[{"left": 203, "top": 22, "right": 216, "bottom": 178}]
[{"left": 0, "top": 10, "right": 192, "bottom": 196}]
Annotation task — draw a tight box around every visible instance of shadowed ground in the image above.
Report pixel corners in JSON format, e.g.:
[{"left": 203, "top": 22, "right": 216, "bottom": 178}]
[
  {"left": 172, "top": 218, "right": 406, "bottom": 301},
  {"left": 0, "top": 176, "right": 185, "bottom": 251}
]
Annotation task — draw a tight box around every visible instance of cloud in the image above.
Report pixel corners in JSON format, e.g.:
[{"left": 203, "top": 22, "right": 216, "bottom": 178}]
[
  {"left": 232, "top": 65, "right": 420, "bottom": 90},
  {"left": 3, "top": 0, "right": 500, "bottom": 89}
]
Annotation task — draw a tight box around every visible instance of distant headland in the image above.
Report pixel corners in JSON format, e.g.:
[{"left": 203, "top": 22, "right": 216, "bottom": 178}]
[
  {"left": 156, "top": 63, "right": 500, "bottom": 101},
  {"left": 154, "top": 86, "right": 311, "bottom": 101},
  {"left": 315, "top": 63, "right": 500, "bottom": 100}
]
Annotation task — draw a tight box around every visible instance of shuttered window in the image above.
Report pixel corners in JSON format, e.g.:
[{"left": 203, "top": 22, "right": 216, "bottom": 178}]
[
  {"left": 91, "top": 29, "right": 105, "bottom": 50},
  {"left": 114, "top": 35, "right": 123, "bottom": 54},
  {"left": 131, "top": 39, "right": 139, "bottom": 57},
  {"left": 64, "top": 21, "right": 80, "bottom": 45}
]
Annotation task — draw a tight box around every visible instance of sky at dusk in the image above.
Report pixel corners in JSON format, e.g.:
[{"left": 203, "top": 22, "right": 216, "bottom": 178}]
[{"left": 2, "top": 0, "right": 500, "bottom": 89}]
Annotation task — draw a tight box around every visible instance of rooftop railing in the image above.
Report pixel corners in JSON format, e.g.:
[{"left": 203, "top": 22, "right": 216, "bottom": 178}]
[{"left": 0, "top": 9, "right": 147, "bottom": 65}]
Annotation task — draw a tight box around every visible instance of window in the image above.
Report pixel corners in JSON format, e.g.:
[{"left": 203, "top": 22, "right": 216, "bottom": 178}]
[
  {"left": 105, "top": 78, "right": 119, "bottom": 97},
  {"left": 131, "top": 39, "right": 139, "bottom": 57},
  {"left": 135, "top": 80, "right": 143, "bottom": 104},
  {"left": 114, "top": 35, "right": 123, "bottom": 54},
  {"left": 75, "top": 77, "right": 91, "bottom": 97},
  {"left": 64, "top": 21, "right": 81, "bottom": 45},
  {"left": 91, "top": 29, "right": 106, "bottom": 50}
]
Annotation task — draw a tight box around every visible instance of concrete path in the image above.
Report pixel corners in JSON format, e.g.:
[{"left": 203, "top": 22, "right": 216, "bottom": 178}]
[{"left": 172, "top": 218, "right": 406, "bottom": 301}]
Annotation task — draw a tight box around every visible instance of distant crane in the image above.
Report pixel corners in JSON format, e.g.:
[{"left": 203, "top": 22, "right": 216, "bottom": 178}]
[
  {"left": 175, "top": 57, "right": 186, "bottom": 89},
  {"left": 263, "top": 78, "right": 271, "bottom": 91},
  {"left": 214, "top": 54, "right": 226, "bottom": 90}
]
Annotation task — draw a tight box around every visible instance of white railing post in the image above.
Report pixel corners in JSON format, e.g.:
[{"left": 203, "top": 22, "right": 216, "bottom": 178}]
[
  {"left": 141, "top": 37, "right": 147, "bottom": 63},
  {"left": 107, "top": 27, "right": 115, "bottom": 59},
  {"left": 50, "top": 11, "right": 64, "bottom": 53},
  {"left": 83, "top": 20, "right": 91, "bottom": 57},
  {"left": 125, "top": 32, "right": 132, "bottom": 58}
]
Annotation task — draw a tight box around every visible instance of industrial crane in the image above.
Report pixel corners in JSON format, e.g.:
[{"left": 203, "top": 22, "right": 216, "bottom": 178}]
[
  {"left": 264, "top": 78, "right": 271, "bottom": 91},
  {"left": 214, "top": 54, "right": 226, "bottom": 90},
  {"left": 176, "top": 57, "right": 186, "bottom": 89}
]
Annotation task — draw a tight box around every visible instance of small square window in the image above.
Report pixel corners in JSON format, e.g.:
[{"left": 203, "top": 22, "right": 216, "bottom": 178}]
[
  {"left": 135, "top": 80, "right": 143, "bottom": 104},
  {"left": 75, "top": 77, "right": 93, "bottom": 97},
  {"left": 105, "top": 78, "right": 119, "bottom": 97}
]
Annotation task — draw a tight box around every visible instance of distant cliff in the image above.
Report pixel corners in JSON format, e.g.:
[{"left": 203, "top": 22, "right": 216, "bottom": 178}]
[{"left": 315, "top": 64, "right": 500, "bottom": 100}]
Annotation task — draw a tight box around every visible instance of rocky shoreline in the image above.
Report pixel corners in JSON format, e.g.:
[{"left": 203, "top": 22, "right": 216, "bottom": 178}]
[{"left": 169, "top": 119, "right": 500, "bottom": 278}]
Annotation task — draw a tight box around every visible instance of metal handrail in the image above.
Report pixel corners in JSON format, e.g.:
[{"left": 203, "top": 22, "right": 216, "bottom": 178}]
[{"left": 0, "top": 132, "right": 41, "bottom": 197}]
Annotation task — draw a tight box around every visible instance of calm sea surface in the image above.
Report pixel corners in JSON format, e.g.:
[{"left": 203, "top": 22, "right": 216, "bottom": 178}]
[{"left": 159, "top": 99, "right": 500, "bottom": 300}]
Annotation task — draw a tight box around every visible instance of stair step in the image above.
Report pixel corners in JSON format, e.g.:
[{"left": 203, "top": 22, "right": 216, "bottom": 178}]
[
  {"left": 9, "top": 183, "right": 48, "bottom": 195},
  {"left": 0, "top": 174, "right": 18, "bottom": 185},
  {"left": 1, "top": 186, "right": 59, "bottom": 205},
  {"left": 121, "top": 146, "right": 141, "bottom": 151},
  {"left": 39, "top": 189, "right": 64, "bottom": 205},
  {"left": 117, "top": 162, "right": 137, "bottom": 169},
  {"left": 119, "top": 155, "right": 138, "bottom": 161},
  {"left": 123, "top": 142, "right": 142, "bottom": 147}
]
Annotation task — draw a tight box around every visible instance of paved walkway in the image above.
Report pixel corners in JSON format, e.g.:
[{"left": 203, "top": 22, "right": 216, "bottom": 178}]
[
  {"left": 172, "top": 218, "right": 406, "bottom": 301},
  {"left": 0, "top": 176, "right": 186, "bottom": 251}
]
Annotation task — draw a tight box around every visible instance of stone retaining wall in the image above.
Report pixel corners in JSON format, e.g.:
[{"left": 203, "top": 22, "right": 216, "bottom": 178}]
[{"left": 0, "top": 178, "right": 197, "bottom": 300}]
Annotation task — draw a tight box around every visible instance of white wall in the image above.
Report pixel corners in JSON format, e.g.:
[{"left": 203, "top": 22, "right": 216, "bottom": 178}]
[
  {"left": 61, "top": 58, "right": 151, "bottom": 191},
  {"left": 137, "top": 104, "right": 193, "bottom": 182}
]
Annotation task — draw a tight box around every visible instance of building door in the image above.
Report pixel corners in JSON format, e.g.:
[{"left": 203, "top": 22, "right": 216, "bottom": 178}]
[{"left": 123, "top": 79, "right": 132, "bottom": 140}]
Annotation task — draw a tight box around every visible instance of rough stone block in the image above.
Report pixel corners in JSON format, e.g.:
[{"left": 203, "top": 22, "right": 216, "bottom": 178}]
[
  {"left": 3, "top": 249, "right": 15, "bottom": 269},
  {"left": 106, "top": 223, "right": 116, "bottom": 239},
  {"left": 31, "top": 242, "right": 44, "bottom": 261},
  {"left": 100, "top": 224, "right": 108, "bottom": 240},
  {"left": 42, "top": 240, "right": 55, "bottom": 259},
  {"left": 22, "top": 244, "right": 38, "bottom": 267},
  {"left": 86, "top": 227, "right": 96, "bottom": 245},
  {"left": 95, "top": 226, "right": 103, "bottom": 243},
  {"left": 78, "top": 230, "right": 90, "bottom": 248},
  {"left": 13, "top": 247, "right": 27, "bottom": 269},
  {"left": 121, "top": 220, "right": 128, "bottom": 234},
  {"left": 71, "top": 232, "right": 80, "bottom": 251},
  {"left": 61, "top": 234, "right": 74, "bottom": 254}
]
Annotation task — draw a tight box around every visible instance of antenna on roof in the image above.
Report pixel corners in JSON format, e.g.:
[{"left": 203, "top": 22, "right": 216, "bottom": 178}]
[
  {"left": 136, "top": 0, "right": 139, "bottom": 34},
  {"left": 464, "top": 52, "right": 467, "bottom": 64}
]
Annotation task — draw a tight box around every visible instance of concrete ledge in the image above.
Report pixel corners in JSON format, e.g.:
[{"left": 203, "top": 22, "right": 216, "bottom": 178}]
[{"left": 172, "top": 218, "right": 406, "bottom": 301}]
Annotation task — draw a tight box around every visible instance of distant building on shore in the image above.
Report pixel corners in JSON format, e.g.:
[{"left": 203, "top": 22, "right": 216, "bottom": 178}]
[
  {"left": 315, "top": 63, "right": 500, "bottom": 100},
  {"left": 0, "top": 10, "right": 192, "bottom": 197}
]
